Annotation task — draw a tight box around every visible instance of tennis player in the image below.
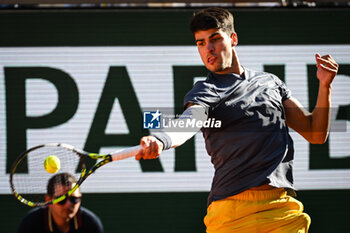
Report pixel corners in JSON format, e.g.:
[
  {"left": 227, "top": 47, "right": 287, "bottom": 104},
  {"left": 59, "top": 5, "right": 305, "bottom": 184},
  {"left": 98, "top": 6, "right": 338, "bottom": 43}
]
[
  {"left": 136, "top": 7, "right": 338, "bottom": 233},
  {"left": 17, "top": 173, "right": 104, "bottom": 233}
]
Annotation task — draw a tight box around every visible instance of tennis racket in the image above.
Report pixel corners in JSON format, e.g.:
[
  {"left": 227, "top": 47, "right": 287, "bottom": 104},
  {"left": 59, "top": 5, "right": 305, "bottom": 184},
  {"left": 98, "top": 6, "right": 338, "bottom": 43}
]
[{"left": 9, "top": 143, "right": 142, "bottom": 207}]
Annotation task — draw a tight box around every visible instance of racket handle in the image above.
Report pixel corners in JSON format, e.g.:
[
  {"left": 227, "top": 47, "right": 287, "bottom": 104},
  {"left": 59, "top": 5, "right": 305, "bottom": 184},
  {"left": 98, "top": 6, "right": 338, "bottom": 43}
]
[{"left": 110, "top": 145, "right": 142, "bottom": 161}]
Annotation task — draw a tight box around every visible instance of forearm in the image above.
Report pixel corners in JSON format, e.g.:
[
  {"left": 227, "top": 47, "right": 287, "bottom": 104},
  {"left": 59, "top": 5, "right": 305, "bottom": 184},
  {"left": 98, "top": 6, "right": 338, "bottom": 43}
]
[
  {"left": 152, "top": 105, "right": 207, "bottom": 150},
  {"left": 284, "top": 88, "right": 331, "bottom": 144},
  {"left": 153, "top": 131, "right": 199, "bottom": 149},
  {"left": 285, "top": 54, "right": 338, "bottom": 144},
  {"left": 310, "top": 84, "right": 332, "bottom": 142}
]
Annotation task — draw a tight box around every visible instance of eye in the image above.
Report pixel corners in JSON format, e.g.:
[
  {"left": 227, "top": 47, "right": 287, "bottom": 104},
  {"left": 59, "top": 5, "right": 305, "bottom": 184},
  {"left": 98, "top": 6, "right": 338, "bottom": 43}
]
[
  {"left": 196, "top": 41, "right": 204, "bottom": 47},
  {"left": 211, "top": 37, "right": 221, "bottom": 42}
]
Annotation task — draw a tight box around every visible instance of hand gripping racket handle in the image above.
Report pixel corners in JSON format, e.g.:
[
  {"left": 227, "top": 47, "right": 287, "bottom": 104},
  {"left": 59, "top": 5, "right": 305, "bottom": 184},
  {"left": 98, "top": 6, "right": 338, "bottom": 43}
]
[{"left": 110, "top": 145, "right": 142, "bottom": 161}]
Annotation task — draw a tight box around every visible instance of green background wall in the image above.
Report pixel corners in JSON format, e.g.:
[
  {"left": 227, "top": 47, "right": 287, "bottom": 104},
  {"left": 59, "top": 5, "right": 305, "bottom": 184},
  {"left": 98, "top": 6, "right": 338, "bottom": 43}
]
[
  {"left": 1, "top": 8, "right": 350, "bottom": 46},
  {"left": 1, "top": 8, "right": 350, "bottom": 232}
]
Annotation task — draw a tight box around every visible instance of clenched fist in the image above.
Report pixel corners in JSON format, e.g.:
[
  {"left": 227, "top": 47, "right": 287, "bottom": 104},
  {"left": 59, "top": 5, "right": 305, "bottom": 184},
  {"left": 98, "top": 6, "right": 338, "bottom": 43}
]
[{"left": 135, "top": 136, "right": 164, "bottom": 160}]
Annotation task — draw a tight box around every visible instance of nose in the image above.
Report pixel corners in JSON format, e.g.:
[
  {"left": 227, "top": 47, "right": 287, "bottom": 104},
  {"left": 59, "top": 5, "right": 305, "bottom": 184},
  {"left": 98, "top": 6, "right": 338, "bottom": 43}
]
[{"left": 206, "top": 42, "right": 214, "bottom": 52}]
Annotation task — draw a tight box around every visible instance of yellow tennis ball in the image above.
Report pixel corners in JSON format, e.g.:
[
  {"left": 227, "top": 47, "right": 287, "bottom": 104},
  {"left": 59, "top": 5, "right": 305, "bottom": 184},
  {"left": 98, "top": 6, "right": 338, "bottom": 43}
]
[{"left": 44, "top": 155, "right": 61, "bottom": 173}]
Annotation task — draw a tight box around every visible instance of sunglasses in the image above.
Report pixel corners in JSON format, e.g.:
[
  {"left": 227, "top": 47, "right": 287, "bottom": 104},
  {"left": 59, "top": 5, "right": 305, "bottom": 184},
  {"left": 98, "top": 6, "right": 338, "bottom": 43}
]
[{"left": 55, "top": 196, "right": 82, "bottom": 205}]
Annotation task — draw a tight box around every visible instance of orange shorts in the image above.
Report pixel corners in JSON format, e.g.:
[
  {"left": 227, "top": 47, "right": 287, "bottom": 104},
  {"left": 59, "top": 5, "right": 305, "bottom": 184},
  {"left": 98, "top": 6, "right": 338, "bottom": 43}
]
[{"left": 204, "top": 185, "right": 311, "bottom": 233}]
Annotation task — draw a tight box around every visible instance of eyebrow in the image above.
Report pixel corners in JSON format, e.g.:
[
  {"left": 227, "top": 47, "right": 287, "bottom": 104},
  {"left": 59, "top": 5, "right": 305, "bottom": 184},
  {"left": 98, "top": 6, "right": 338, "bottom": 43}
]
[{"left": 195, "top": 32, "right": 221, "bottom": 44}]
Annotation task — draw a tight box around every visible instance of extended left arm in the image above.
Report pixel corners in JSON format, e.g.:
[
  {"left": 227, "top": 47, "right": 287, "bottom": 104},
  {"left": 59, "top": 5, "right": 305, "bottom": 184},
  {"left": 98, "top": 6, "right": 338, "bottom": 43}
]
[{"left": 284, "top": 53, "right": 339, "bottom": 144}]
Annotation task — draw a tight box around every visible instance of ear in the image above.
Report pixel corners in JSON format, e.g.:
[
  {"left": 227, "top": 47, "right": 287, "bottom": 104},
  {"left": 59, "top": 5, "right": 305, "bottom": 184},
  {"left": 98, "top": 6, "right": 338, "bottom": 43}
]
[{"left": 231, "top": 33, "right": 238, "bottom": 47}]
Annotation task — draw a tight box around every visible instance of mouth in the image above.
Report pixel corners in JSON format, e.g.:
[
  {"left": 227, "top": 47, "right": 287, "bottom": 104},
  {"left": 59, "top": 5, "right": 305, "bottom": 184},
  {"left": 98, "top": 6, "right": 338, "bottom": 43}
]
[{"left": 207, "top": 56, "right": 216, "bottom": 65}]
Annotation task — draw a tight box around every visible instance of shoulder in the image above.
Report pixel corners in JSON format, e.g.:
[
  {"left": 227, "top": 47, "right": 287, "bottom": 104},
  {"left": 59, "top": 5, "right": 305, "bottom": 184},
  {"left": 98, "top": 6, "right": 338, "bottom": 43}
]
[
  {"left": 185, "top": 73, "right": 219, "bottom": 98},
  {"left": 245, "top": 67, "right": 287, "bottom": 88},
  {"left": 245, "top": 67, "right": 291, "bottom": 100},
  {"left": 184, "top": 77, "right": 220, "bottom": 111},
  {"left": 20, "top": 207, "right": 45, "bottom": 222},
  {"left": 80, "top": 206, "right": 100, "bottom": 219},
  {"left": 17, "top": 207, "right": 45, "bottom": 232},
  {"left": 245, "top": 67, "right": 279, "bottom": 82},
  {"left": 80, "top": 207, "right": 104, "bottom": 232},
  {"left": 188, "top": 76, "right": 216, "bottom": 94}
]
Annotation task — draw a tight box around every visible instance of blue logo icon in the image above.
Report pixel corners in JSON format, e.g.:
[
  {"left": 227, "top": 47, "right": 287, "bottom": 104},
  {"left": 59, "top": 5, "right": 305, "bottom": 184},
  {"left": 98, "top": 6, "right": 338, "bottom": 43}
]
[{"left": 143, "top": 110, "right": 162, "bottom": 129}]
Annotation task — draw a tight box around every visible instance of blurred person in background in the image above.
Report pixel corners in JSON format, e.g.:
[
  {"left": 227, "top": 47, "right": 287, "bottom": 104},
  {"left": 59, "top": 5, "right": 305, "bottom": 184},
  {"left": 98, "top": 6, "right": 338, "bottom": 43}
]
[{"left": 17, "top": 172, "right": 104, "bottom": 233}]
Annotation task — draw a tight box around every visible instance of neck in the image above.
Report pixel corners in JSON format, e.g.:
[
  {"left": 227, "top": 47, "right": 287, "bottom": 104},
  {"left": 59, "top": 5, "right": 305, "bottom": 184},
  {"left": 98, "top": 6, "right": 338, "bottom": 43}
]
[
  {"left": 215, "top": 48, "right": 243, "bottom": 75},
  {"left": 231, "top": 48, "right": 243, "bottom": 74},
  {"left": 50, "top": 210, "right": 71, "bottom": 233}
]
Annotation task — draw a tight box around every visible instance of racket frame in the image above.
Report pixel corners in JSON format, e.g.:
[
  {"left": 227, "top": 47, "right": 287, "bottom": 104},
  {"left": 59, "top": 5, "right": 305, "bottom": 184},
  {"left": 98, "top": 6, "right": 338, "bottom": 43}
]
[{"left": 9, "top": 143, "right": 139, "bottom": 207}]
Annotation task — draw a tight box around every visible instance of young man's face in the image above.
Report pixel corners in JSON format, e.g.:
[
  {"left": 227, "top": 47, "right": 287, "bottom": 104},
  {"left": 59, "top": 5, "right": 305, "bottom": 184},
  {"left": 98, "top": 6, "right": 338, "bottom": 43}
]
[
  {"left": 194, "top": 28, "right": 237, "bottom": 74},
  {"left": 49, "top": 183, "right": 82, "bottom": 222}
]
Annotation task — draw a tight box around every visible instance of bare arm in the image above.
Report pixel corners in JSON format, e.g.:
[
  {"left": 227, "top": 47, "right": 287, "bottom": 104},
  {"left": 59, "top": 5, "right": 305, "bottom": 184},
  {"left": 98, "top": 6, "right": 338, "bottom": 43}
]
[
  {"left": 284, "top": 53, "right": 338, "bottom": 144},
  {"left": 135, "top": 104, "right": 206, "bottom": 160}
]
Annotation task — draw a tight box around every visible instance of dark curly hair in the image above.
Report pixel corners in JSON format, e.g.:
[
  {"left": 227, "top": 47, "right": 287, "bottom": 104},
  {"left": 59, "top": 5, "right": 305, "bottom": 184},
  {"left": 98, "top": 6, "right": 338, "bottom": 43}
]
[
  {"left": 190, "top": 8, "right": 235, "bottom": 36},
  {"left": 47, "top": 172, "right": 77, "bottom": 197}
]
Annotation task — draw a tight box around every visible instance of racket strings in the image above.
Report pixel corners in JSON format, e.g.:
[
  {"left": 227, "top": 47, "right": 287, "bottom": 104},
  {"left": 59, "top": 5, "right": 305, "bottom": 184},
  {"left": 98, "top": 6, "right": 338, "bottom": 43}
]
[{"left": 11, "top": 146, "right": 83, "bottom": 205}]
